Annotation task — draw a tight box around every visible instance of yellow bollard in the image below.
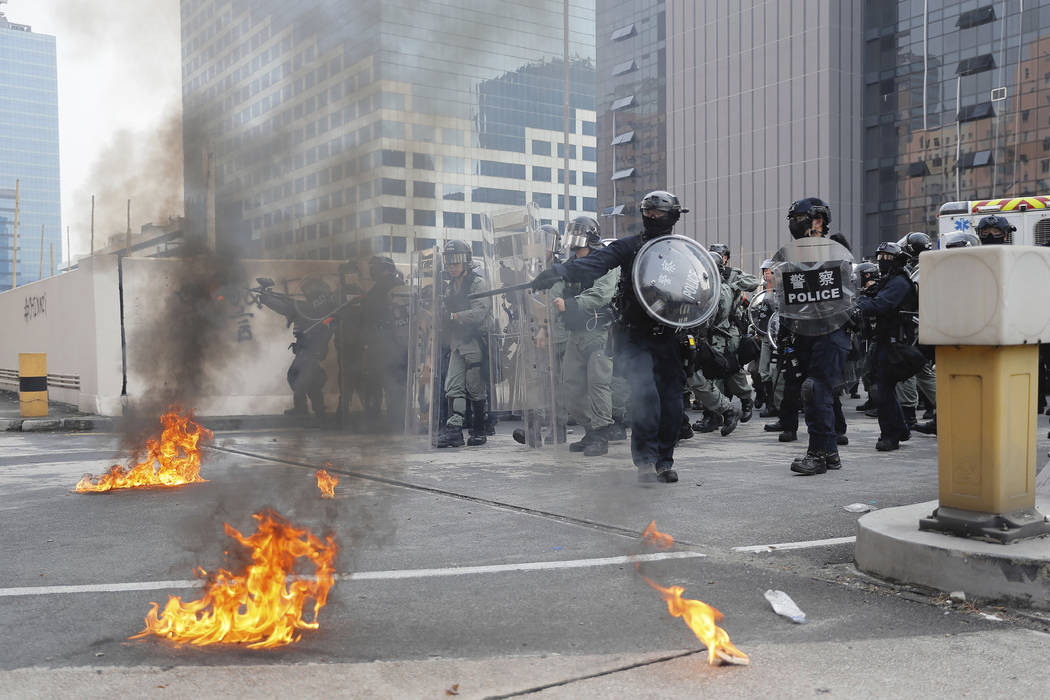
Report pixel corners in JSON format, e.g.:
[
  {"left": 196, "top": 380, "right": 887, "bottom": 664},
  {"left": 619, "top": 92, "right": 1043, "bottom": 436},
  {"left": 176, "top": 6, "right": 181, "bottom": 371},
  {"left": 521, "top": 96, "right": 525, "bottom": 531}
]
[
  {"left": 918, "top": 245, "right": 1050, "bottom": 542},
  {"left": 18, "top": 353, "right": 48, "bottom": 418}
]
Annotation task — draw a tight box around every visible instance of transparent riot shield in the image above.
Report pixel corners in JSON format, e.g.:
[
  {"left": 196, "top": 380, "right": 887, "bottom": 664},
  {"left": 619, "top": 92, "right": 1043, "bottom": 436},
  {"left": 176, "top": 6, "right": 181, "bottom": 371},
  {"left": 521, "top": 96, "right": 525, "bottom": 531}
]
[
  {"left": 631, "top": 234, "right": 722, "bottom": 328},
  {"left": 771, "top": 237, "right": 855, "bottom": 336},
  {"left": 483, "top": 204, "right": 561, "bottom": 447},
  {"left": 405, "top": 246, "right": 444, "bottom": 444},
  {"left": 747, "top": 288, "right": 777, "bottom": 342}
]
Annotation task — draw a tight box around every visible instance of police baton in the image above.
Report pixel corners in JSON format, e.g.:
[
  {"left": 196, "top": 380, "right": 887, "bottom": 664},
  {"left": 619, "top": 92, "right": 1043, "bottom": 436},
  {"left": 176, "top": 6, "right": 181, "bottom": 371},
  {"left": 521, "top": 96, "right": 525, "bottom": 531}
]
[{"left": 467, "top": 280, "right": 537, "bottom": 299}]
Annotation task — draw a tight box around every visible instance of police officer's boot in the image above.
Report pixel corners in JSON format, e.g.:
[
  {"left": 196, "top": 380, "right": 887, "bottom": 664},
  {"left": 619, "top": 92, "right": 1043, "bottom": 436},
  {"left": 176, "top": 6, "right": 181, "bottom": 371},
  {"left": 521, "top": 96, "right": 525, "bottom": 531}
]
[
  {"left": 679, "top": 415, "right": 694, "bottom": 440},
  {"left": 913, "top": 415, "right": 937, "bottom": 435},
  {"left": 764, "top": 418, "right": 785, "bottom": 432},
  {"left": 759, "top": 381, "right": 777, "bottom": 417},
  {"left": 285, "top": 394, "right": 309, "bottom": 416},
  {"left": 693, "top": 410, "right": 723, "bottom": 433},
  {"left": 607, "top": 420, "right": 627, "bottom": 442},
  {"left": 467, "top": 400, "right": 487, "bottom": 446},
  {"left": 569, "top": 430, "right": 594, "bottom": 452},
  {"left": 739, "top": 398, "right": 753, "bottom": 423},
  {"left": 902, "top": 405, "right": 918, "bottom": 430},
  {"left": 753, "top": 382, "right": 766, "bottom": 410},
  {"left": 720, "top": 406, "right": 740, "bottom": 436},
  {"left": 583, "top": 426, "right": 609, "bottom": 456},
  {"left": 436, "top": 424, "right": 464, "bottom": 448},
  {"left": 790, "top": 450, "right": 827, "bottom": 475}
]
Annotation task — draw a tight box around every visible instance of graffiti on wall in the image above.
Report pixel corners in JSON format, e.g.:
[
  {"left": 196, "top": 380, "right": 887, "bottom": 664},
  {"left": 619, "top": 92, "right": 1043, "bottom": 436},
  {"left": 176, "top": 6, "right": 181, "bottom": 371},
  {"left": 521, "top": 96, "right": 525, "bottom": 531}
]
[{"left": 24, "top": 293, "right": 46, "bottom": 323}]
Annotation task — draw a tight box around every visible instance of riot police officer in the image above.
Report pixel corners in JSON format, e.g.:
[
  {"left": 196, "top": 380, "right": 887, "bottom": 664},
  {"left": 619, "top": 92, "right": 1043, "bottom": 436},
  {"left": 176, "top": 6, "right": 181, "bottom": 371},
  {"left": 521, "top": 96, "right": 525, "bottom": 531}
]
[
  {"left": 778, "top": 197, "right": 853, "bottom": 476},
  {"left": 359, "top": 256, "right": 410, "bottom": 431},
  {"left": 256, "top": 277, "right": 336, "bottom": 419},
  {"left": 554, "top": 216, "right": 619, "bottom": 456},
  {"left": 895, "top": 233, "right": 936, "bottom": 433},
  {"left": 856, "top": 242, "right": 919, "bottom": 452},
  {"left": 975, "top": 215, "right": 1015, "bottom": 245},
  {"left": 531, "top": 191, "right": 699, "bottom": 483},
  {"left": 437, "top": 240, "right": 492, "bottom": 448}
]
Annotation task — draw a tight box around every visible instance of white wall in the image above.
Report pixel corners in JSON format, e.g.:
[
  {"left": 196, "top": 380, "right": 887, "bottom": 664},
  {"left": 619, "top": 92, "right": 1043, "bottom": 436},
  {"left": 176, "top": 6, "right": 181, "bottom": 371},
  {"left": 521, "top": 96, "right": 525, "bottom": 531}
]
[{"left": 1, "top": 255, "right": 346, "bottom": 416}]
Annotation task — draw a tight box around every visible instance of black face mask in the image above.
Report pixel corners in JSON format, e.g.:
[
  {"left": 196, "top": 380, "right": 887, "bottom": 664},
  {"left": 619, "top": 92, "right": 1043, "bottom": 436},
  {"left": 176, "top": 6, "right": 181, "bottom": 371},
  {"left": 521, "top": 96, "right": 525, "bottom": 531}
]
[
  {"left": 642, "top": 215, "right": 674, "bottom": 239},
  {"left": 877, "top": 259, "right": 896, "bottom": 276},
  {"left": 788, "top": 216, "right": 811, "bottom": 239}
]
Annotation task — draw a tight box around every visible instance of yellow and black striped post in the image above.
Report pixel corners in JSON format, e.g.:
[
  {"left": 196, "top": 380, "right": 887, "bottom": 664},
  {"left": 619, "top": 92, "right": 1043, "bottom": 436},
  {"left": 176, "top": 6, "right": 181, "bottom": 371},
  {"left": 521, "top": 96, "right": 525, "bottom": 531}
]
[{"left": 18, "top": 353, "right": 48, "bottom": 418}]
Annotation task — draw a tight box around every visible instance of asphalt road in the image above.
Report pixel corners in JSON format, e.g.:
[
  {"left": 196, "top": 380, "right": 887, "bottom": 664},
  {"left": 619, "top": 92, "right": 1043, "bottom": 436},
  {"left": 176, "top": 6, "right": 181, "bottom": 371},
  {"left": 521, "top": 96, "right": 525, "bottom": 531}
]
[{"left": 2, "top": 401, "right": 1050, "bottom": 699}]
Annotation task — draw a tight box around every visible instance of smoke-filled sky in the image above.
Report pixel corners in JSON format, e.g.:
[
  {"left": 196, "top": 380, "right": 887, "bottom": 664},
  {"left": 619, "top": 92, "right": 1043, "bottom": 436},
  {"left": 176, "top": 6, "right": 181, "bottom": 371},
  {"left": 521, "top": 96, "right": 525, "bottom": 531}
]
[{"left": 7, "top": 0, "right": 182, "bottom": 262}]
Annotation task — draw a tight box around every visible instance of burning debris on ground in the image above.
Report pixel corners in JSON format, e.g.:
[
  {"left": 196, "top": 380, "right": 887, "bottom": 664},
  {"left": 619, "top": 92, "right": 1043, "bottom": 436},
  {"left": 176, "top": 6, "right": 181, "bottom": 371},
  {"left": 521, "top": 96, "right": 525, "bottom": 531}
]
[
  {"left": 133, "top": 508, "right": 337, "bottom": 649},
  {"left": 315, "top": 466, "right": 338, "bottom": 498},
  {"left": 75, "top": 406, "right": 212, "bottom": 492}
]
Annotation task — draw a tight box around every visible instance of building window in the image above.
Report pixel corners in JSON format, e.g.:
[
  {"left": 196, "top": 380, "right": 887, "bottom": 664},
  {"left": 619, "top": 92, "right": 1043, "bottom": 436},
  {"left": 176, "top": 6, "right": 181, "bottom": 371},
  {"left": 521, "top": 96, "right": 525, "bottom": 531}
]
[
  {"left": 957, "top": 54, "right": 995, "bottom": 76},
  {"left": 414, "top": 209, "right": 436, "bottom": 226},
  {"left": 471, "top": 213, "right": 483, "bottom": 230},
  {"left": 443, "top": 211, "right": 465, "bottom": 229},
  {"left": 532, "top": 140, "right": 552, "bottom": 156},
  {"left": 533, "top": 192, "right": 552, "bottom": 208},
  {"left": 611, "top": 130, "right": 635, "bottom": 145},
  {"left": 611, "top": 60, "right": 636, "bottom": 76},
  {"left": 412, "top": 124, "right": 435, "bottom": 142},
  {"left": 478, "top": 160, "right": 527, "bottom": 179},
  {"left": 442, "top": 156, "right": 464, "bottom": 173},
  {"left": 611, "top": 95, "right": 635, "bottom": 111},
  {"left": 413, "top": 181, "right": 436, "bottom": 198},
  {"left": 472, "top": 187, "right": 526, "bottom": 205},
  {"left": 558, "top": 169, "right": 577, "bottom": 185},
  {"left": 415, "top": 237, "right": 436, "bottom": 250},
  {"left": 957, "top": 6, "right": 995, "bottom": 28},
  {"left": 557, "top": 143, "right": 576, "bottom": 159},
  {"left": 958, "top": 102, "right": 995, "bottom": 122},
  {"left": 532, "top": 166, "right": 552, "bottom": 182},
  {"left": 557, "top": 195, "right": 577, "bottom": 210},
  {"left": 413, "top": 153, "right": 436, "bottom": 170},
  {"left": 443, "top": 184, "right": 465, "bottom": 200},
  {"left": 611, "top": 168, "right": 635, "bottom": 180},
  {"left": 582, "top": 146, "right": 597, "bottom": 162},
  {"left": 381, "top": 178, "right": 406, "bottom": 196},
  {"left": 379, "top": 207, "right": 406, "bottom": 224},
  {"left": 471, "top": 241, "right": 484, "bottom": 258},
  {"left": 610, "top": 23, "right": 636, "bottom": 41},
  {"left": 583, "top": 172, "right": 597, "bottom": 187},
  {"left": 582, "top": 121, "right": 596, "bottom": 136},
  {"left": 381, "top": 150, "right": 405, "bottom": 167}
]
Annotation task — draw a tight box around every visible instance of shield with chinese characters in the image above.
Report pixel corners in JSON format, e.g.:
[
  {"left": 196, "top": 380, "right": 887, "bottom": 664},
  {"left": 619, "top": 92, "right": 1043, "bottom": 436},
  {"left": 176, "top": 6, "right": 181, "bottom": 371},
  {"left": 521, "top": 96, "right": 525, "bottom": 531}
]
[
  {"left": 631, "top": 235, "right": 722, "bottom": 329},
  {"left": 772, "top": 237, "right": 855, "bottom": 336}
]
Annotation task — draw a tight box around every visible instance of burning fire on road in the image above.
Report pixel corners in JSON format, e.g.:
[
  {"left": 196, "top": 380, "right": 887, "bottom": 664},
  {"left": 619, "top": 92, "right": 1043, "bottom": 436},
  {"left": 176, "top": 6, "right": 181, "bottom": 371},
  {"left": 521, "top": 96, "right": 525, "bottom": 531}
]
[
  {"left": 639, "top": 522, "right": 750, "bottom": 666},
  {"left": 133, "top": 509, "right": 337, "bottom": 648},
  {"left": 76, "top": 407, "right": 213, "bottom": 493},
  {"left": 315, "top": 466, "right": 338, "bottom": 498}
]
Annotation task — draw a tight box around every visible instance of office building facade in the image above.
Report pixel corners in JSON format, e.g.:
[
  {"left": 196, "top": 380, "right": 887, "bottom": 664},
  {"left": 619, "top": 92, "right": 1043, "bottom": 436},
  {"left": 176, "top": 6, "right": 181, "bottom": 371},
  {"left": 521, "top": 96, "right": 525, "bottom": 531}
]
[
  {"left": 179, "top": 0, "right": 597, "bottom": 263},
  {"left": 0, "top": 9, "right": 61, "bottom": 288},
  {"left": 595, "top": 0, "right": 667, "bottom": 239}
]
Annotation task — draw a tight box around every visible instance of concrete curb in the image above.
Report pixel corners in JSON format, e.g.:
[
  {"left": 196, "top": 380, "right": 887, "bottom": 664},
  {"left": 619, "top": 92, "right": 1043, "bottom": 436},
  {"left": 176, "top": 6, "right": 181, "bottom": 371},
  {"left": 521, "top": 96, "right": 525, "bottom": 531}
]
[{"left": 856, "top": 499, "right": 1050, "bottom": 610}]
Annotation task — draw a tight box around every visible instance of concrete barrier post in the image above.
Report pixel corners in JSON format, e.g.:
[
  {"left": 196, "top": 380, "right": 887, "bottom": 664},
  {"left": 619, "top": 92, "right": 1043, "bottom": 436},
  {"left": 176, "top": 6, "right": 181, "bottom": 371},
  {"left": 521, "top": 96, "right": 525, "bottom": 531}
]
[
  {"left": 18, "top": 352, "right": 48, "bottom": 418},
  {"left": 917, "top": 245, "right": 1050, "bottom": 543}
]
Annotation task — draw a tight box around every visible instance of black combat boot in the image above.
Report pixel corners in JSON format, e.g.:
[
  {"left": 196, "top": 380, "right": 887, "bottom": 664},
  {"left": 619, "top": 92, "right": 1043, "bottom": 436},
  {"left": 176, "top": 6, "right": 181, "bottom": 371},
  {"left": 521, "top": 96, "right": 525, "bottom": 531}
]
[
  {"left": 824, "top": 451, "right": 842, "bottom": 470},
  {"left": 876, "top": 435, "right": 900, "bottom": 452},
  {"left": 764, "top": 419, "right": 785, "bottom": 432},
  {"left": 436, "top": 424, "right": 464, "bottom": 448},
  {"left": 753, "top": 383, "right": 766, "bottom": 410},
  {"left": 693, "top": 410, "right": 723, "bottom": 433},
  {"left": 607, "top": 421, "right": 628, "bottom": 442},
  {"left": 902, "top": 405, "right": 918, "bottom": 430},
  {"left": 679, "top": 417, "right": 694, "bottom": 440},
  {"left": 569, "top": 430, "right": 594, "bottom": 452},
  {"left": 467, "top": 400, "right": 487, "bottom": 446},
  {"left": 791, "top": 450, "right": 827, "bottom": 475},
  {"left": 583, "top": 426, "right": 609, "bottom": 456},
  {"left": 739, "top": 398, "right": 753, "bottom": 423},
  {"left": 655, "top": 463, "right": 679, "bottom": 483},
  {"left": 778, "top": 430, "right": 798, "bottom": 442},
  {"left": 284, "top": 395, "right": 309, "bottom": 416},
  {"left": 913, "top": 416, "right": 937, "bottom": 435},
  {"left": 720, "top": 406, "right": 741, "bottom": 436}
]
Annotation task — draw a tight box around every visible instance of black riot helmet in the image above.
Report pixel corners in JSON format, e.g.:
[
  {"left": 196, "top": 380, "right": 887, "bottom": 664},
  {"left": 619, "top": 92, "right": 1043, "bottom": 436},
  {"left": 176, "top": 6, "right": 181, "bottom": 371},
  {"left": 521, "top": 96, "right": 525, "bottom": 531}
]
[
  {"left": 853, "top": 261, "right": 879, "bottom": 288},
  {"left": 787, "top": 197, "right": 832, "bottom": 239},
  {"left": 639, "top": 190, "right": 687, "bottom": 238},
  {"left": 875, "top": 241, "right": 908, "bottom": 276},
  {"left": 898, "top": 231, "right": 934, "bottom": 259},
  {"left": 708, "top": 242, "right": 730, "bottom": 266},
  {"left": 564, "top": 216, "right": 602, "bottom": 250},
  {"left": 975, "top": 215, "right": 1015, "bottom": 245},
  {"left": 369, "top": 255, "right": 398, "bottom": 281},
  {"left": 442, "top": 239, "right": 472, "bottom": 265},
  {"left": 940, "top": 230, "right": 981, "bottom": 249}
]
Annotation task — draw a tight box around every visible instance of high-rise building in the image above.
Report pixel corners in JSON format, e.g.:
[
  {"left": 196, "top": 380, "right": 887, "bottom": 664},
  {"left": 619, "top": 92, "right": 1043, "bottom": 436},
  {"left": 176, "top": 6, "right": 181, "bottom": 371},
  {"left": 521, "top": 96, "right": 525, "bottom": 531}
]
[
  {"left": 0, "top": 6, "right": 61, "bottom": 288},
  {"left": 179, "top": 0, "right": 597, "bottom": 263},
  {"left": 665, "top": 1, "right": 1050, "bottom": 261},
  {"left": 595, "top": 0, "right": 666, "bottom": 239}
]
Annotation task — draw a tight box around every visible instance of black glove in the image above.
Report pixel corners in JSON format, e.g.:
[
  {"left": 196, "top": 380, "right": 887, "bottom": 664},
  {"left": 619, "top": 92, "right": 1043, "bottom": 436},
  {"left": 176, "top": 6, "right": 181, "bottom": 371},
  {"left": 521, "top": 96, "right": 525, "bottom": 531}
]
[{"left": 531, "top": 267, "right": 563, "bottom": 290}]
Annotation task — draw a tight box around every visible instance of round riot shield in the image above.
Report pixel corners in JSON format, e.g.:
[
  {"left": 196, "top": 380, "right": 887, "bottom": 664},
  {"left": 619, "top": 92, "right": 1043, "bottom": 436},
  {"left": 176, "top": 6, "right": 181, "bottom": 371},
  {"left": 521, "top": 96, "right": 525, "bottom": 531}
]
[
  {"left": 631, "top": 235, "right": 721, "bottom": 329},
  {"left": 767, "top": 311, "right": 780, "bottom": 349},
  {"left": 771, "top": 237, "right": 855, "bottom": 336},
  {"left": 747, "top": 288, "right": 777, "bottom": 337}
]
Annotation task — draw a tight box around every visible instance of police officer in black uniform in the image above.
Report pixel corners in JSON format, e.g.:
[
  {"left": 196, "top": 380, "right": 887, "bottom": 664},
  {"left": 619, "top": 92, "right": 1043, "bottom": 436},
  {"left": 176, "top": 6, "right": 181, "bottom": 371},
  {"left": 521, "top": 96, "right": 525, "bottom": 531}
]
[
  {"left": 779, "top": 197, "right": 853, "bottom": 476},
  {"left": 855, "top": 242, "right": 919, "bottom": 452},
  {"left": 975, "top": 215, "right": 1015, "bottom": 245},
  {"left": 531, "top": 191, "right": 692, "bottom": 483}
]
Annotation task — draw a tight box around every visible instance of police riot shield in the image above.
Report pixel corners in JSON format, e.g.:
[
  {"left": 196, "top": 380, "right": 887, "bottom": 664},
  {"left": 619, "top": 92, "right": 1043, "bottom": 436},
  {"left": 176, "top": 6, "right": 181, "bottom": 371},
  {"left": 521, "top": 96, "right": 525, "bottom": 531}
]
[
  {"left": 631, "top": 235, "right": 722, "bottom": 329},
  {"left": 771, "top": 237, "right": 855, "bottom": 336},
  {"left": 483, "top": 204, "right": 561, "bottom": 447},
  {"left": 747, "top": 288, "right": 777, "bottom": 338},
  {"left": 405, "top": 246, "right": 444, "bottom": 443}
]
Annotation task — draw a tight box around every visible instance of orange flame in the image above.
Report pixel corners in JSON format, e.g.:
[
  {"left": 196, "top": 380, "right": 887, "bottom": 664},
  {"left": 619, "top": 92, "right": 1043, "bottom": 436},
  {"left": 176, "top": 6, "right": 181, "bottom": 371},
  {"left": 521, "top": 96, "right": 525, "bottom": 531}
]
[
  {"left": 639, "top": 522, "right": 749, "bottom": 666},
  {"left": 315, "top": 468, "right": 338, "bottom": 498},
  {"left": 76, "top": 408, "right": 213, "bottom": 492},
  {"left": 642, "top": 520, "right": 674, "bottom": 550},
  {"left": 132, "top": 509, "right": 337, "bottom": 648}
]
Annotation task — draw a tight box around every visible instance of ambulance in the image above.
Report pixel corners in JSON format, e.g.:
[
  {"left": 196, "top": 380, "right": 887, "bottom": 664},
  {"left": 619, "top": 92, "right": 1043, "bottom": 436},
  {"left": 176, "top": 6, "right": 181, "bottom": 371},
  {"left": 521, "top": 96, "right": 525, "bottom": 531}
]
[{"left": 936, "top": 196, "right": 1050, "bottom": 246}]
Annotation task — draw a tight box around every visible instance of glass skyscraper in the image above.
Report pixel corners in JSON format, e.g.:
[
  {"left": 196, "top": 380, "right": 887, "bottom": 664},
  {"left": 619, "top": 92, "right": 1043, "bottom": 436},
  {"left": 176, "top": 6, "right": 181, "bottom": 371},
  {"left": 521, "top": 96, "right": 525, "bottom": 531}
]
[
  {"left": 0, "top": 9, "right": 61, "bottom": 288},
  {"left": 179, "top": 0, "right": 597, "bottom": 262}
]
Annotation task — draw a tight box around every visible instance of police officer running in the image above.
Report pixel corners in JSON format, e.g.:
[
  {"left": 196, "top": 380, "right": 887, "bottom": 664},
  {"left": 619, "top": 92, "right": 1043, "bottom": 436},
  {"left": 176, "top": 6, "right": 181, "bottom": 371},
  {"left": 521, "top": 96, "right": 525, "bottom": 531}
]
[
  {"left": 531, "top": 191, "right": 697, "bottom": 483},
  {"left": 553, "top": 216, "right": 619, "bottom": 456},
  {"left": 437, "top": 240, "right": 492, "bottom": 448},
  {"left": 855, "top": 242, "right": 919, "bottom": 452}
]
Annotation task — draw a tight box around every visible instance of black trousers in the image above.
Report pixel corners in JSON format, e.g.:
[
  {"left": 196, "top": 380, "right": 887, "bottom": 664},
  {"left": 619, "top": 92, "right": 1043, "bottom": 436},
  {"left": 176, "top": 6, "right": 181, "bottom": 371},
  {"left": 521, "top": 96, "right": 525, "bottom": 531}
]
[{"left": 620, "top": 332, "right": 685, "bottom": 469}]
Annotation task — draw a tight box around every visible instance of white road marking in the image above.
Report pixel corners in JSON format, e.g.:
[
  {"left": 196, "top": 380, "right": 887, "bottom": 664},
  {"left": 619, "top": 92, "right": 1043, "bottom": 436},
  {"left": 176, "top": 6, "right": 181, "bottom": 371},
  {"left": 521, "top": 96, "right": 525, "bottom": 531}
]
[
  {"left": 0, "top": 551, "right": 705, "bottom": 597},
  {"left": 731, "top": 535, "right": 856, "bottom": 553}
]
